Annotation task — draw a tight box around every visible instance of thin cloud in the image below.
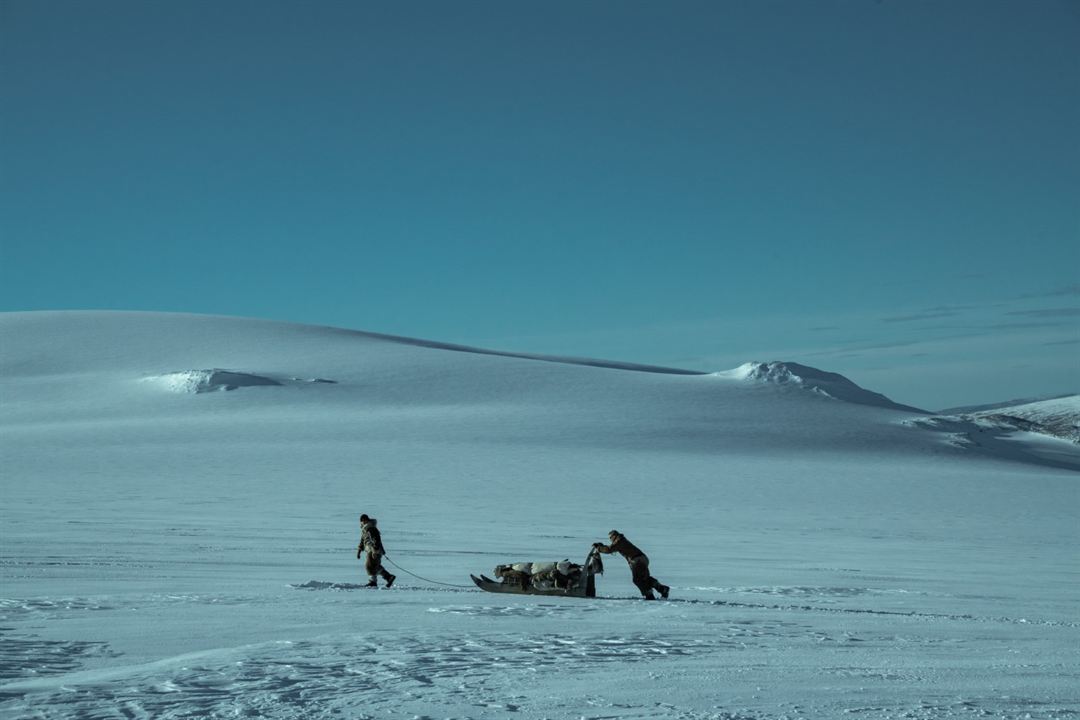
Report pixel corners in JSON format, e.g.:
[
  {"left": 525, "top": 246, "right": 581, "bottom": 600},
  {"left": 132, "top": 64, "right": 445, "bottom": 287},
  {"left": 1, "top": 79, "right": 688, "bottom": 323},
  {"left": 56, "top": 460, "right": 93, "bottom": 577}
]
[
  {"left": 921, "top": 321, "right": 1069, "bottom": 333},
  {"left": 1044, "top": 338, "right": 1080, "bottom": 346},
  {"left": 804, "top": 339, "right": 923, "bottom": 357},
  {"left": 986, "top": 321, "right": 1073, "bottom": 331},
  {"left": 1019, "top": 284, "right": 1080, "bottom": 299},
  {"left": 924, "top": 304, "right": 979, "bottom": 312},
  {"left": 1005, "top": 308, "right": 1080, "bottom": 318},
  {"left": 809, "top": 325, "right": 840, "bottom": 332},
  {"left": 882, "top": 311, "right": 958, "bottom": 324}
]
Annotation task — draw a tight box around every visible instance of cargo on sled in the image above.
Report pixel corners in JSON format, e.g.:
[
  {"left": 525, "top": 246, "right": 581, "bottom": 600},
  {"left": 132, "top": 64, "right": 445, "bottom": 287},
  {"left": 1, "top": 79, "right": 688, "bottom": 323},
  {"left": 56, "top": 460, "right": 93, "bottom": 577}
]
[{"left": 471, "top": 546, "right": 603, "bottom": 598}]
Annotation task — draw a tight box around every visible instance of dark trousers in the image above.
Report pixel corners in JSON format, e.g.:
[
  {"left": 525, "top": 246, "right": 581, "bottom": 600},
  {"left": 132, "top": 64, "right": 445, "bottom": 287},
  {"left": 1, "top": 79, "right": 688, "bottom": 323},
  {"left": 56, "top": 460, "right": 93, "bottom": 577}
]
[
  {"left": 628, "top": 555, "right": 664, "bottom": 597},
  {"left": 364, "top": 552, "right": 393, "bottom": 582}
]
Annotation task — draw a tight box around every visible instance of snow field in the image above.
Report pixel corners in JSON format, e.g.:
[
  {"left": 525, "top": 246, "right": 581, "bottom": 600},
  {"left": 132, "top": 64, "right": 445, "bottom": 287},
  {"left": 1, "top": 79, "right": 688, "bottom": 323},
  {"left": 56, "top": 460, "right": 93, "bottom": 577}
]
[{"left": 1, "top": 312, "right": 1077, "bottom": 719}]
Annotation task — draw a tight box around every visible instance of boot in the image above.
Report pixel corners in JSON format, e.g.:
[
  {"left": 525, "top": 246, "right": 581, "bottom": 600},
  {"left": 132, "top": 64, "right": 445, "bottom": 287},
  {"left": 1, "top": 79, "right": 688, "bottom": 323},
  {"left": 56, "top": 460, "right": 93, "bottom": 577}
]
[
  {"left": 642, "top": 592, "right": 656, "bottom": 600},
  {"left": 658, "top": 584, "right": 670, "bottom": 599},
  {"left": 365, "top": 577, "right": 377, "bottom": 588},
  {"left": 385, "top": 574, "right": 396, "bottom": 588}
]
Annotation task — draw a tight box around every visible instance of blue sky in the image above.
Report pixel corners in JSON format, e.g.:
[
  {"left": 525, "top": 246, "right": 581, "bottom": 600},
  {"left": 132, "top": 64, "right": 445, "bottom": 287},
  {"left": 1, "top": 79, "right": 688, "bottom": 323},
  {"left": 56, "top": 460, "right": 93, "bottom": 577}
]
[{"left": 1, "top": 0, "right": 1077, "bottom": 408}]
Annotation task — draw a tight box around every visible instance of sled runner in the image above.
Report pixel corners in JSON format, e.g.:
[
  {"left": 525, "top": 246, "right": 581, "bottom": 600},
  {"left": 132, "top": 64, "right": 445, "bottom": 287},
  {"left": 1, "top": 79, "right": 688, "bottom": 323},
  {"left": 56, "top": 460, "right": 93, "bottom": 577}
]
[{"left": 471, "top": 547, "right": 603, "bottom": 598}]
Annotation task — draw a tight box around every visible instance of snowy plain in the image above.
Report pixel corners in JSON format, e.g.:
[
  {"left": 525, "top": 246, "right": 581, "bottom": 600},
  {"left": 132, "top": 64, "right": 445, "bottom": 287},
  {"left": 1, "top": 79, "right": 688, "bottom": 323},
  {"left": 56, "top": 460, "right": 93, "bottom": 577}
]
[{"left": 1, "top": 311, "right": 1077, "bottom": 720}]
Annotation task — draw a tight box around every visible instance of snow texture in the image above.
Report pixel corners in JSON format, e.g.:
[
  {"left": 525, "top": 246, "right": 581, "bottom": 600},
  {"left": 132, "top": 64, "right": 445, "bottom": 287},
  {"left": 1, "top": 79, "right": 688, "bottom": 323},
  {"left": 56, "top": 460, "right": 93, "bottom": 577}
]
[{"left": 1, "top": 311, "right": 1078, "bottom": 720}]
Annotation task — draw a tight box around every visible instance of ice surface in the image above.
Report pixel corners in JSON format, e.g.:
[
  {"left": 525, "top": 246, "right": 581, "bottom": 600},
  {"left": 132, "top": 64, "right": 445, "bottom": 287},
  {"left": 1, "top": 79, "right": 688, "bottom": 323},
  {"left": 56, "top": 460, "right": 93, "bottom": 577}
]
[{"left": 1, "top": 311, "right": 1077, "bottom": 719}]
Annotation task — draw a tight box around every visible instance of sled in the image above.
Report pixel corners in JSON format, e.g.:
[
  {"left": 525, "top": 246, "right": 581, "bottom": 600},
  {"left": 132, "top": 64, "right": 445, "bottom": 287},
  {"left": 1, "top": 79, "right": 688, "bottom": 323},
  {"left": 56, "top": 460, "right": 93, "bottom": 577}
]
[{"left": 471, "top": 547, "right": 601, "bottom": 598}]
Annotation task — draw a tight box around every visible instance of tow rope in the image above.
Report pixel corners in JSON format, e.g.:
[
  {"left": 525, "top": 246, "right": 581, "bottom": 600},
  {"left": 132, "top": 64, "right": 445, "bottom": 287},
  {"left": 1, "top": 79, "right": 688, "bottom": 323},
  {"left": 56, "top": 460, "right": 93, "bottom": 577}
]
[{"left": 382, "top": 554, "right": 475, "bottom": 589}]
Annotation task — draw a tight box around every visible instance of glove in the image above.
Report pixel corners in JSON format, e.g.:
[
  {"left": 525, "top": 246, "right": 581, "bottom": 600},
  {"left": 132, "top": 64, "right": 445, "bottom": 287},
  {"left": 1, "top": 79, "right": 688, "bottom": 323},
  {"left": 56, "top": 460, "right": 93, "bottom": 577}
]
[{"left": 356, "top": 545, "right": 363, "bottom": 559}]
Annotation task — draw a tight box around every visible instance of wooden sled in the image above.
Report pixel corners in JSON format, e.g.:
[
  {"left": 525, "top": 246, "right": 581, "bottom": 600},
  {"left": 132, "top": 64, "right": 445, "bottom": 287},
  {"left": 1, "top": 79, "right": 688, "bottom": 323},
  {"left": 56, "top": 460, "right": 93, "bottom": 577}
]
[{"left": 471, "top": 548, "right": 601, "bottom": 598}]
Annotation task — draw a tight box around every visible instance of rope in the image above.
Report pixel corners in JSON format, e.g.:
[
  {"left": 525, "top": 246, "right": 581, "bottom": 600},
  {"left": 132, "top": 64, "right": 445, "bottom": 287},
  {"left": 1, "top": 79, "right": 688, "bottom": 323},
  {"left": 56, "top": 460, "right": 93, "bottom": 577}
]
[{"left": 383, "top": 554, "right": 475, "bottom": 589}]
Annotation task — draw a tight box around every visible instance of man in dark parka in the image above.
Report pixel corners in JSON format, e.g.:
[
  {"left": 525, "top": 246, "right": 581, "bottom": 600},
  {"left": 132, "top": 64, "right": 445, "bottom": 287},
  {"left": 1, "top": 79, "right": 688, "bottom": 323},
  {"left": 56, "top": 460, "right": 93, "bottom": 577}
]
[
  {"left": 593, "top": 529, "right": 669, "bottom": 600},
  {"left": 357, "top": 514, "right": 396, "bottom": 588}
]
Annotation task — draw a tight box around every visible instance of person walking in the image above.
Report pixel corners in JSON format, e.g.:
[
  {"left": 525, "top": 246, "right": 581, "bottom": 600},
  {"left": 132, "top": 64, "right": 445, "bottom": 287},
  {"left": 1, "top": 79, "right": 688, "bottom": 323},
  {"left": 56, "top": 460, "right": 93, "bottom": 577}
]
[
  {"left": 593, "top": 529, "right": 669, "bottom": 600},
  {"left": 357, "top": 514, "right": 396, "bottom": 588}
]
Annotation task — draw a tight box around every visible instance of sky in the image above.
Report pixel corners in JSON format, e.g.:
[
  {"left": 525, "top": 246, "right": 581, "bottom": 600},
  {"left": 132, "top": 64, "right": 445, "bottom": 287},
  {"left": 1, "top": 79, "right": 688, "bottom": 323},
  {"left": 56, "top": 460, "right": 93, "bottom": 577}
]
[{"left": 1, "top": 0, "right": 1077, "bottom": 409}]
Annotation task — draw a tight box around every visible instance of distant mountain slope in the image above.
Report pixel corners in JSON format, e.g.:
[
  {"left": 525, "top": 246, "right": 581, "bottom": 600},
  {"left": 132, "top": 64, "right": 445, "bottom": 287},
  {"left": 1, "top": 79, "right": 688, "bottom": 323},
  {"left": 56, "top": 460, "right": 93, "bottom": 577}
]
[
  {"left": 2, "top": 310, "right": 1074, "bottom": 470},
  {"left": 901, "top": 395, "right": 1079, "bottom": 472},
  {"left": 967, "top": 396, "right": 1079, "bottom": 444},
  {"left": 938, "top": 393, "right": 1076, "bottom": 415}
]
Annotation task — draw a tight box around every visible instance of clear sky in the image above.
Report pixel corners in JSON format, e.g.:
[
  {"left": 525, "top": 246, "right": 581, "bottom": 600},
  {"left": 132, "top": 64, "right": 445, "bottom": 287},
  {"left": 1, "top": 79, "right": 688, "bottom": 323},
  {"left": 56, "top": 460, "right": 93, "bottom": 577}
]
[{"left": 2, "top": 0, "right": 1077, "bottom": 409}]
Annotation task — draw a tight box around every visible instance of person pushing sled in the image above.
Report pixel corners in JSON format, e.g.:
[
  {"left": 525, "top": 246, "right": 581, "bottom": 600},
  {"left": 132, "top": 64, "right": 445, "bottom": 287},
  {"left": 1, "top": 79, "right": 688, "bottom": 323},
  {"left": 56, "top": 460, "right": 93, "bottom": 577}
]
[
  {"left": 471, "top": 529, "right": 670, "bottom": 600},
  {"left": 593, "top": 529, "right": 670, "bottom": 600}
]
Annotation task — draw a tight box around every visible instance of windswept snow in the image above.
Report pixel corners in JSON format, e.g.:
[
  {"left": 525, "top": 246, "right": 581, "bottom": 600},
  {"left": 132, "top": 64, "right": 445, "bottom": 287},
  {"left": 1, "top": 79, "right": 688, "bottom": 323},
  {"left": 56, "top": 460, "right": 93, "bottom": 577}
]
[{"left": 1, "top": 311, "right": 1078, "bottom": 720}]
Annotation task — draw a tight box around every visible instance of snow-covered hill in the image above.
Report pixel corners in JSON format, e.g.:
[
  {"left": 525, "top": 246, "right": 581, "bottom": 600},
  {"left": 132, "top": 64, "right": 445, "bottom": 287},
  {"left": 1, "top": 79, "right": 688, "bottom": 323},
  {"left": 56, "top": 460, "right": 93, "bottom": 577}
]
[
  {"left": 2, "top": 311, "right": 1077, "bottom": 720},
  {"left": 719, "top": 361, "right": 926, "bottom": 412}
]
